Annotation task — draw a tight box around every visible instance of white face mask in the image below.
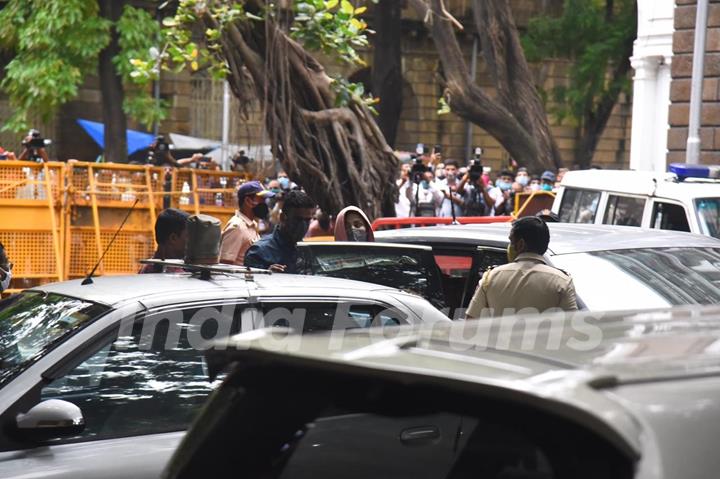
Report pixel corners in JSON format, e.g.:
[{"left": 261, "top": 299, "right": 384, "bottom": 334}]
[{"left": 0, "top": 266, "right": 12, "bottom": 292}]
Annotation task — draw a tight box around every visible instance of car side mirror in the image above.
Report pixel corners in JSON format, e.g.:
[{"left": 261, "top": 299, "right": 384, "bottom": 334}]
[{"left": 15, "top": 399, "right": 85, "bottom": 441}]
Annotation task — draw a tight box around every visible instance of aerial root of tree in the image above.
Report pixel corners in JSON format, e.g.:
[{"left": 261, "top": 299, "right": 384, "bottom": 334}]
[{"left": 204, "top": 4, "right": 398, "bottom": 219}]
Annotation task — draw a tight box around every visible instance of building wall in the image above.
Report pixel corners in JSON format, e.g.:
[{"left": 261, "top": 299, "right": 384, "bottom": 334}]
[{"left": 668, "top": 0, "right": 720, "bottom": 165}]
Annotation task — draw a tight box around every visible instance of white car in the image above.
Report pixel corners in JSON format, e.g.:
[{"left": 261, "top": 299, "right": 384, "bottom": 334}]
[
  {"left": 551, "top": 164, "right": 720, "bottom": 237},
  {"left": 0, "top": 270, "right": 448, "bottom": 479}
]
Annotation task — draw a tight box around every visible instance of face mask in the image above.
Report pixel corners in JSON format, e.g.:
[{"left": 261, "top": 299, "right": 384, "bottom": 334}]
[
  {"left": 507, "top": 243, "right": 517, "bottom": 263},
  {"left": 0, "top": 266, "right": 11, "bottom": 292},
  {"left": 446, "top": 173, "right": 456, "bottom": 182},
  {"left": 350, "top": 226, "right": 367, "bottom": 242},
  {"left": 516, "top": 176, "right": 529, "bottom": 187},
  {"left": 497, "top": 181, "right": 512, "bottom": 191},
  {"left": 284, "top": 217, "right": 310, "bottom": 243},
  {"left": 278, "top": 177, "right": 290, "bottom": 189},
  {"left": 530, "top": 183, "right": 540, "bottom": 191},
  {"left": 421, "top": 180, "right": 429, "bottom": 189},
  {"left": 270, "top": 188, "right": 281, "bottom": 194},
  {"left": 252, "top": 202, "right": 269, "bottom": 220},
  {"left": 541, "top": 183, "right": 553, "bottom": 192}
]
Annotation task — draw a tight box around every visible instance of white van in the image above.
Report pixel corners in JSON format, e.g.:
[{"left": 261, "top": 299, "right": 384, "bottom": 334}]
[{"left": 551, "top": 164, "right": 720, "bottom": 238}]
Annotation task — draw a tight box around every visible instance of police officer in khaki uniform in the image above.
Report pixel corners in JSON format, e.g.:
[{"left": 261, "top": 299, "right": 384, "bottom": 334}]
[{"left": 466, "top": 216, "right": 577, "bottom": 318}]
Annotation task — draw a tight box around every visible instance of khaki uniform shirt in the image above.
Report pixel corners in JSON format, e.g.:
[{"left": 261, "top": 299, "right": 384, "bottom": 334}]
[
  {"left": 219, "top": 211, "right": 260, "bottom": 266},
  {"left": 466, "top": 252, "right": 577, "bottom": 318}
]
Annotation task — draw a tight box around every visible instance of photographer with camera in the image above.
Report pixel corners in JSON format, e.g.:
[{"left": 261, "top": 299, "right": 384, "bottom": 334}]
[
  {"left": 18, "top": 129, "right": 50, "bottom": 163},
  {"left": 401, "top": 155, "right": 443, "bottom": 217},
  {"left": 147, "top": 135, "right": 214, "bottom": 169},
  {"left": 456, "top": 149, "right": 500, "bottom": 217},
  {"left": 436, "top": 159, "right": 465, "bottom": 218}
]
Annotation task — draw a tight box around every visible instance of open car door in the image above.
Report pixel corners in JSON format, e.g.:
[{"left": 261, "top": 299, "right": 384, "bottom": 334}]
[
  {"left": 460, "top": 246, "right": 509, "bottom": 308},
  {"left": 297, "top": 242, "right": 446, "bottom": 310}
]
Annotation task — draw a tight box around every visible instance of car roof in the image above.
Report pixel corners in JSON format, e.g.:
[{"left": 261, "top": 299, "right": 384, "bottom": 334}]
[
  {"left": 212, "top": 305, "right": 720, "bottom": 460},
  {"left": 375, "top": 222, "right": 720, "bottom": 255},
  {"left": 560, "top": 169, "right": 720, "bottom": 202},
  {"left": 32, "top": 272, "right": 402, "bottom": 307}
]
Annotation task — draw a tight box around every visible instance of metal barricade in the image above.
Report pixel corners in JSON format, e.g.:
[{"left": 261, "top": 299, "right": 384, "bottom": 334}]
[
  {"left": 0, "top": 161, "right": 65, "bottom": 293},
  {"left": 1, "top": 160, "right": 249, "bottom": 291},
  {"left": 371, "top": 216, "right": 513, "bottom": 231}
]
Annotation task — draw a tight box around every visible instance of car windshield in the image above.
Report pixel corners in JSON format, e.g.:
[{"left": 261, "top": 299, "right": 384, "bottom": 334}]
[
  {"left": 0, "top": 292, "right": 109, "bottom": 386},
  {"left": 551, "top": 247, "right": 720, "bottom": 311},
  {"left": 696, "top": 198, "right": 720, "bottom": 238}
]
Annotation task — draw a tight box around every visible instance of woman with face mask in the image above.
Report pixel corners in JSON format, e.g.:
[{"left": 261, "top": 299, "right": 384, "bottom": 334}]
[{"left": 334, "top": 206, "right": 375, "bottom": 242}]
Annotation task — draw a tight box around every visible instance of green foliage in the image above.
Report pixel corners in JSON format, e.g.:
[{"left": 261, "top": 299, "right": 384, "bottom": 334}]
[
  {"left": 0, "top": 1, "right": 166, "bottom": 133},
  {"left": 0, "top": 0, "right": 110, "bottom": 132},
  {"left": 292, "top": 0, "right": 372, "bottom": 66},
  {"left": 522, "top": 0, "right": 636, "bottom": 126},
  {"left": 131, "top": 0, "right": 376, "bottom": 111}
]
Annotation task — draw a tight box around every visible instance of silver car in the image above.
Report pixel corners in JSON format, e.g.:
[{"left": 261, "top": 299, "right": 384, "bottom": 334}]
[
  {"left": 352, "top": 223, "right": 720, "bottom": 312},
  {"left": 0, "top": 272, "right": 448, "bottom": 479},
  {"left": 166, "top": 305, "right": 720, "bottom": 479}
]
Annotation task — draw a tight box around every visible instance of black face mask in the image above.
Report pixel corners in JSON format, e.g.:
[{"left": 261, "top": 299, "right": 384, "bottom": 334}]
[
  {"left": 283, "top": 217, "right": 310, "bottom": 243},
  {"left": 252, "top": 202, "right": 269, "bottom": 220}
]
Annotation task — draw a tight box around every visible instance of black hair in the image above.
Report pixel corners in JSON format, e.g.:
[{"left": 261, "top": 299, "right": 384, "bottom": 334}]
[
  {"left": 511, "top": 216, "right": 550, "bottom": 254},
  {"left": 444, "top": 159, "right": 460, "bottom": 168},
  {"left": 317, "top": 211, "right": 331, "bottom": 231},
  {"left": 283, "top": 190, "right": 315, "bottom": 215},
  {"left": 155, "top": 208, "right": 190, "bottom": 244},
  {"left": 500, "top": 170, "right": 514, "bottom": 178}
]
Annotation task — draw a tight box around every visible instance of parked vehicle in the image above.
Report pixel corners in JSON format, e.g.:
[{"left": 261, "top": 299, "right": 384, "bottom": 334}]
[
  {"left": 0, "top": 270, "right": 448, "bottom": 479},
  {"left": 165, "top": 305, "right": 720, "bottom": 479},
  {"left": 551, "top": 165, "right": 720, "bottom": 237},
  {"left": 335, "top": 223, "right": 720, "bottom": 312}
]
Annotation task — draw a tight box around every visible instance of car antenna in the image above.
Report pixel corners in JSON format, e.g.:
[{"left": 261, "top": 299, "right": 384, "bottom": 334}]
[{"left": 82, "top": 198, "right": 140, "bottom": 285}]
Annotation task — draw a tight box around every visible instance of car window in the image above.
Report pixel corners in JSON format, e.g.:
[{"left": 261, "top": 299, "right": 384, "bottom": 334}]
[
  {"left": 39, "top": 304, "right": 237, "bottom": 442},
  {"left": 558, "top": 188, "right": 601, "bottom": 223},
  {"left": 651, "top": 202, "right": 690, "bottom": 232},
  {"left": 297, "top": 244, "right": 446, "bottom": 309},
  {"left": 551, "top": 247, "right": 720, "bottom": 310},
  {"left": 258, "top": 302, "right": 408, "bottom": 332},
  {"left": 168, "top": 366, "right": 633, "bottom": 479},
  {"left": 603, "top": 195, "right": 645, "bottom": 226},
  {"left": 0, "top": 292, "right": 109, "bottom": 387},
  {"left": 696, "top": 198, "right": 720, "bottom": 238}
]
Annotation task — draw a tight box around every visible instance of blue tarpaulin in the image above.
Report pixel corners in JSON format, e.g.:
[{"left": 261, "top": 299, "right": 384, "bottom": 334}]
[{"left": 76, "top": 119, "right": 155, "bottom": 155}]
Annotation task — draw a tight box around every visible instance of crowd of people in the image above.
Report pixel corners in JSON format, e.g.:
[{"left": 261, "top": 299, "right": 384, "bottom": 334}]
[{"left": 396, "top": 149, "right": 568, "bottom": 218}]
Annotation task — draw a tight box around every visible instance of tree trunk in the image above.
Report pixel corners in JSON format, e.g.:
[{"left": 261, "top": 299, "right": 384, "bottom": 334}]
[
  {"left": 371, "top": 0, "right": 404, "bottom": 148},
  {"left": 409, "top": 0, "right": 561, "bottom": 171},
  {"left": 204, "top": 5, "right": 398, "bottom": 219},
  {"left": 98, "top": 0, "right": 128, "bottom": 163}
]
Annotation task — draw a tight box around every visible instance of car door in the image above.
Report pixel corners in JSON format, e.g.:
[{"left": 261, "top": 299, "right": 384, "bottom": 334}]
[
  {"left": 297, "top": 242, "right": 447, "bottom": 310},
  {"left": 460, "top": 246, "right": 509, "bottom": 309},
  {"left": 0, "top": 301, "right": 246, "bottom": 479}
]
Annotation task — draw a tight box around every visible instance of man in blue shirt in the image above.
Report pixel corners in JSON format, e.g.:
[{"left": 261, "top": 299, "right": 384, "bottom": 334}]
[{"left": 244, "top": 190, "right": 315, "bottom": 273}]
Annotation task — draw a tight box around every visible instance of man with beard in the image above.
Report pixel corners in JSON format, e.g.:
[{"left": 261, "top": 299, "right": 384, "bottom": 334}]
[
  {"left": 219, "top": 181, "right": 275, "bottom": 266},
  {"left": 244, "top": 190, "right": 315, "bottom": 273}
]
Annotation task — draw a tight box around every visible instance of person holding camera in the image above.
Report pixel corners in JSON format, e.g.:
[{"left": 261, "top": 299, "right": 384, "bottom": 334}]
[
  {"left": 18, "top": 129, "right": 50, "bottom": 163},
  {"left": 456, "top": 164, "right": 498, "bottom": 217},
  {"left": 436, "top": 159, "right": 465, "bottom": 218},
  {"left": 147, "top": 135, "right": 211, "bottom": 168}
]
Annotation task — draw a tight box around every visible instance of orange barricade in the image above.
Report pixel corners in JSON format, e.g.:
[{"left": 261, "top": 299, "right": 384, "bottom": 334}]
[
  {"left": 514, "top": 191, "right": 556, "bottom": 217},
  {"left": 372, "top": 216, "right": 513, "bottom": 231},
  {"left": 0, "top": 161, "right": 65, "bottom": 293},
  {"left": 1, "top": 160, "right": 249, "bottom": 292}
]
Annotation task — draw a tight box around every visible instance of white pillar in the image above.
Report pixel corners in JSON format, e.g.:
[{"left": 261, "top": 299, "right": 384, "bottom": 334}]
[{"left": 629, "top": 0, "right": 675, "bottom": 172}]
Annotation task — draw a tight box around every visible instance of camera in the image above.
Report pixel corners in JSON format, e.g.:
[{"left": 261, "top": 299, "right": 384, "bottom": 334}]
[
  {"left": 469, "top": 147, "right": 483, "bottom": 182},
  {"left": 434, "top": 144, "right": 442, "bottom": 154},
  {"left": 22, "top": 129, "right": 51, "bottom": 149},
  {"left": 147, "top": 135, "right": 170, "bottom": 165},
  {"left": 410, "top": 155, "right": 427, "bottom": 184}
]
